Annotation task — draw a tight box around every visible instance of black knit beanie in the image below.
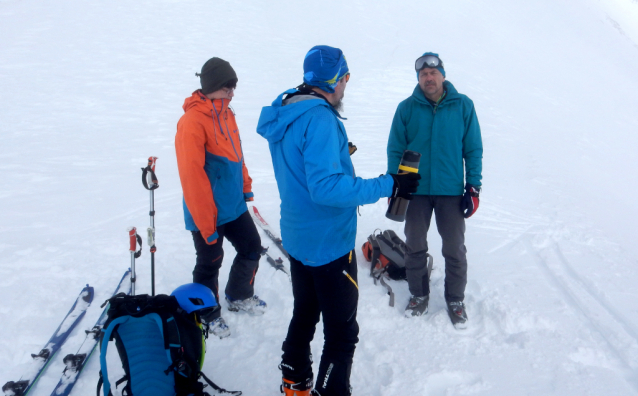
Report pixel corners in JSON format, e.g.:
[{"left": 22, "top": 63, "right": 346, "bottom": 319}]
[{"left": 197, "top": 57, "right": 238, "bottom": 95}]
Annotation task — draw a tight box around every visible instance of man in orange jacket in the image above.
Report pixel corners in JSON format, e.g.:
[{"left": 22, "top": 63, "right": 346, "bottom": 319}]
[{"left": 175, "top": 57, "right": 266, "bottom": 338}]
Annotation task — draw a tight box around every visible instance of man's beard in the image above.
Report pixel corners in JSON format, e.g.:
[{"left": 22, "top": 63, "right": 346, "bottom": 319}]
[{"left": 333, "top": 99, "right": 344, "bottom": 113}]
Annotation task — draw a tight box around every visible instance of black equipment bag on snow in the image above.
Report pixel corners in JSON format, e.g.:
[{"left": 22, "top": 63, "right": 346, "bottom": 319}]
[
  {"left": 361, "top": 229, "right": 408, "bottom": 280},
  {"left": 97, "top": 293, "right": 241, "bottom": 396},
  {"left": 362, "top": 230, "right": 433, "bottom": 307}
]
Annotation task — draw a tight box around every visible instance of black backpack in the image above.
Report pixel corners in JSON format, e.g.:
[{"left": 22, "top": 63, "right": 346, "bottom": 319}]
[
  {"left": 362, "top": 230, "right": 432, "bottom": 307},
  {"left": 97, "top": 293, "right": 241, "bottom": 396},
  {"left": 362, "top": 229, "right": 408, "bottom": 281}
]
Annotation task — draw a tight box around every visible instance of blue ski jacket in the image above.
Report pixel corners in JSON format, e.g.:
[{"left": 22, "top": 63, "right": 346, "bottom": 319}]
[
  {"left": 257, "top": 89, "right": 394, "bottom": 266},
  {"left": 387, "top": 81, "right": 483, "bottom": 195}
]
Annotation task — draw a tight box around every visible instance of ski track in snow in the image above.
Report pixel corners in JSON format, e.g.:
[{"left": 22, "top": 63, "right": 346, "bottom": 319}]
[
  {"left": 523, "top": 236, "right": 638, "bottom": 391},
  {"left": 487, "top": 203, "right": 638, "bottom": 383}
]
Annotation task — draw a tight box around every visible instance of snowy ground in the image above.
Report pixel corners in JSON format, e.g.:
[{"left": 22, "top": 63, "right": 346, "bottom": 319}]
[{"left": 2, "top": 0, "right": 638, "bottom": 395}]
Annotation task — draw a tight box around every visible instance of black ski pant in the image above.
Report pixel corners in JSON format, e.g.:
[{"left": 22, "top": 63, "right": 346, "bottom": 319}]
[
  {"left": 281, "top": 252, "right": 358, "bottom": 396},
  {"left": 404, "top": 195, "right": 468, "bottom": 302},
  {"left": 191, "top": 210, "right": 262, "bottom": 319}
]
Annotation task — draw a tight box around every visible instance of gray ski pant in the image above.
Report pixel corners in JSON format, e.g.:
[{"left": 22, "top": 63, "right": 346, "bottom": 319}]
[{"left": 404, "top": 195, "right": 467, "bottom": 302}]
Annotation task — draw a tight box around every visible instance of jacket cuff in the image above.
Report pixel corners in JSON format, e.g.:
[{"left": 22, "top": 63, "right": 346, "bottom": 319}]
[
  {"left": 206, "top": 230, "right": 219, "bottom": 245},
  {"left": 243, "top": 192, "right": 254, "bottom": 200},
  {"left": 380, "top": 174, "right": 395, "bottom": 197}
]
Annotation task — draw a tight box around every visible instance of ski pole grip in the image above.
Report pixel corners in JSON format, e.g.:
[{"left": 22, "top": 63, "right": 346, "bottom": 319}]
[
  {"left": 141, "top": 156, "right": 159, "bottom": 190},
  {"left": 148, "top": 156, "right": 158, "bottom": 172},
  {"left": 128, "top": 227, "right": 137, "bottom": 252}
]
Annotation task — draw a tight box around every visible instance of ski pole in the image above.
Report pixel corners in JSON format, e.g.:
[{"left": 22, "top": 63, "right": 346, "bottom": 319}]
[
  {"left": 128, "top": 227, "right": 142, "bottom": 295},
  {"left": 141, "top": 156, "right": 159, "bottom": 296}
]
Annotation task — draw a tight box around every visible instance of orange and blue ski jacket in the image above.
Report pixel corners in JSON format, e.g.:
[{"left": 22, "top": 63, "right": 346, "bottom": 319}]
[{"left": 176, "top": 90, "right": 253, "bottom": 245}]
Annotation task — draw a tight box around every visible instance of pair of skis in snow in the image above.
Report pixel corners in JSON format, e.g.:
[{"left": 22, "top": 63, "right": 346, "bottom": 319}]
[
  {"left": 2, "top": 270, "right": 132, "bottom": 396},
  {"left": 248, "top": 206, "right": 291, "bottom": 281}
]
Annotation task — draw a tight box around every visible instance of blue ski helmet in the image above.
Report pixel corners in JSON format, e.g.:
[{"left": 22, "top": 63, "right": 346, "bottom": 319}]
[{"left": 171, "top": 283, "right": 218, "bottom": 313}]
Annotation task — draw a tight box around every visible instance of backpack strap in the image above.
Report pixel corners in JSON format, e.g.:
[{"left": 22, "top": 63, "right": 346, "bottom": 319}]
[
  {"left": 367, "top": 234, "right": 381, "bottom": 278},
  {"left": 96, "top": 371, "right": 105, "bottom": 396},
  {"left": 382, "top": 230, "right": 406, "bottom": 256},
  {"left": 99, "top": 316, "right": 131, "bottom": 396},
  {"left": 163, "top": 314, "right": 197, "bottom": 380},
  {"left": 199, "top": 372, "right": 243, "bottom": 395},
  {"left": 379, "top": 277, "right": 395, "bottom": 307},
  {"left": 378, "top": 231, "right": 405, "bottom": 268},
  {"left": 365, "top": 232, "right": 395, "bottom": 307}
]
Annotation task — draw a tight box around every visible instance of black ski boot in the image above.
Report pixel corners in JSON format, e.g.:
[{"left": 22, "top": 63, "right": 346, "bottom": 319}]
[
  {"left": 404, "top": 295, "right": 429, "bottom": 317},
  {"left": 447, "top": 301, "right": 468, "bottom": 329}
]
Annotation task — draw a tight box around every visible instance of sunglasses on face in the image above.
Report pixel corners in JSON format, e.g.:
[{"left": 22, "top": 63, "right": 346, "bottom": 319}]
[{"left": 340, "top": 73, "right": 351, "bottom": 83}]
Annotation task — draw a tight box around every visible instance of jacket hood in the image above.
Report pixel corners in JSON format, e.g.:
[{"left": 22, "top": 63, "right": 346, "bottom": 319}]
[
  {"left": 411, "top": 80, "right": 459, "bottom": 105},
  {"left": 182, "top": 90, "right": 230, "bottom": 115},
  {"left": 256, "top": 89, "right": 341, "bottom": 144}
]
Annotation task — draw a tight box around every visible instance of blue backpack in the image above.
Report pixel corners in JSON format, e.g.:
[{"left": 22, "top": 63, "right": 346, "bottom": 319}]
[{"left": 98, "top": 285, "right": 241, "bottom": 396}]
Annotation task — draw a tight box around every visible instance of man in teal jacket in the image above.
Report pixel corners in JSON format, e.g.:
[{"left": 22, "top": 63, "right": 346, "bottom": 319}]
[
  {"left": 387, "top": 52, "right": 483, "bottom": 329},
  {"left": 258, "top": 45, "right": 419, "bottom": 396}
]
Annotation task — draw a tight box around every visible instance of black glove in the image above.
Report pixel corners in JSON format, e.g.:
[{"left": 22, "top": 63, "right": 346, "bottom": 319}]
[
  {"left": 389, "top": 173, "right": 421, "bottom": 200},
  {"left": 348, "top": 142, "right": 357, "bottom": 156},
  {"left": 461, "top": 184, "right": 480, "bottom": 218}
]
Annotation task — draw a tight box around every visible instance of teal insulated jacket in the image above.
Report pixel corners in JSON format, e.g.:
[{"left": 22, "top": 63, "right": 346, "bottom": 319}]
[{"left": 387, "top": 81, "right": 483, "bottom": 196}]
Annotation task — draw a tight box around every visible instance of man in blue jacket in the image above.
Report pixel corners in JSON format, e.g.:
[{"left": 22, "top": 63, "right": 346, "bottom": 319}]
[
  {"left": 257, "top": 45, "right": 420, "bottom": 396},
  {"left": 387, "top": 52, "right": 483, "bottom": 329}
]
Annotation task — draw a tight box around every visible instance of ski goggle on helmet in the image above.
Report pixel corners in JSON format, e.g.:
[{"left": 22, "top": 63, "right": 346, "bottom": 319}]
[
  {"left": 171, "top": 283, "right": 219, "bottom": 323},
  {"left": 415, "top": 54, "right": 444, "bottom": 72}
]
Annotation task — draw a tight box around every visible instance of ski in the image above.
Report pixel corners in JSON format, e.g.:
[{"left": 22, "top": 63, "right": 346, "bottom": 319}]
[
  {"left": 248, "top": 206, "right": 289, "bottom": 259},
  {"left": 50, "top": 269, "right": 132, "bottom": 396},
  {"left": 261, "top": 246, "right": 291, "bottom": 280},
  {"left": 248, "top": 206, "right": 291, "bottom": 281},
  {"left": 2, "top": 285, "right": 95, "bottom": 396}
]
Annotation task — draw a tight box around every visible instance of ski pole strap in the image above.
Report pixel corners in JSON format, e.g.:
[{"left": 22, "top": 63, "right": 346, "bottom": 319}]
[
  {"left": 134, "top": 234, "right": 142, "bottom": 258},
  {"left": 128, "top": 228, "right": 143, "bottom": 258},
  {"left": 141, "top": 156, "right": 159, "bottom": 191}
]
